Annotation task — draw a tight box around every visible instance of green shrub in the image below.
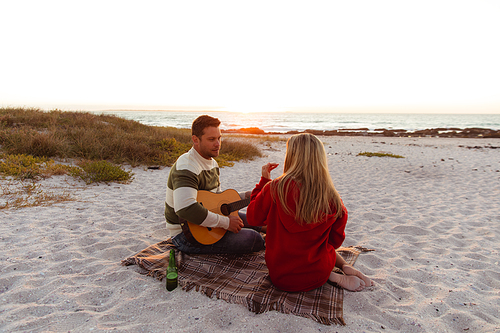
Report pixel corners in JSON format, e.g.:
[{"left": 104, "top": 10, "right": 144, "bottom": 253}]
[
  {"left": 154, "top": 138, "right": 192, "bottom": 165},
  {"left": 0, "top": 153, "right": 49, "bottom": 179},
  {"left": 0, "top": 153, "right": 132, "bottom": 184},
  {"left": 71, "top": 160, "right": 134, "bottom": 184}
]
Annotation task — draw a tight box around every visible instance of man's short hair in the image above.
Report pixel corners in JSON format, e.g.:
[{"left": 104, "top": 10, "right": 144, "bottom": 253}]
[{"left": 192, "top": 115, "right": 221, "bottom": 138}]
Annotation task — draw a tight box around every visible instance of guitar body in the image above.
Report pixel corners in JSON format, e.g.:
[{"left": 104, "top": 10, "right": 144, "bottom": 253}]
[{"left": 184, "top": 189, "right": 245, "bottom": 245}]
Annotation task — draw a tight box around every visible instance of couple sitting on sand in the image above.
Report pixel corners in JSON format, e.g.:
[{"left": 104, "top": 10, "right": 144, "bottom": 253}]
[{"left": 165, "top": 115, "right": 374, "bottom": 293}]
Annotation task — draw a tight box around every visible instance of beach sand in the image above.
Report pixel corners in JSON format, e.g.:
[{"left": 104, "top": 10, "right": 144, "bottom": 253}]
[{"left": 1, "top": 136, "right": 499, "bottom": 332}]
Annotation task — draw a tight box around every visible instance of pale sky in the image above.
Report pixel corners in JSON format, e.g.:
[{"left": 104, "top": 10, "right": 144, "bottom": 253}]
[{"left": 1, "top": 0, "right": 499, "bottom": 113}]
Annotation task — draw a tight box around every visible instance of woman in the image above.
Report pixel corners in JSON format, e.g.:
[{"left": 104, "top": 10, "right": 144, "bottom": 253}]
[{"left": 247, "top": 133, "right": 373, "bottom": 292}]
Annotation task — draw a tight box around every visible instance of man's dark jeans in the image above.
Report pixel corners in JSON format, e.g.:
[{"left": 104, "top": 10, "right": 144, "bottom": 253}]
[{"left": 172, "top": 212, "right": 265, "bottom": 254}]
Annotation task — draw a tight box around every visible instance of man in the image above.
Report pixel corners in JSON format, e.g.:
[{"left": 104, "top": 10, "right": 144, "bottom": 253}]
[{"left": 165, "top": 115, "right": 265, "bottom": 254}]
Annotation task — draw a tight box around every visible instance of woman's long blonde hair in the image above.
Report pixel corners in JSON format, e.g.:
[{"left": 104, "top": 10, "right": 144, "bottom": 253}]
[{"left": 271, "top": 133, "right": 343, "bottom": 224}]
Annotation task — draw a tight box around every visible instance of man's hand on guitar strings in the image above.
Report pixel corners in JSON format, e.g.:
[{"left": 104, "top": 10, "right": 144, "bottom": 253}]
[{"left": 227, "top": 215, "right": 244, "bottom": 233}]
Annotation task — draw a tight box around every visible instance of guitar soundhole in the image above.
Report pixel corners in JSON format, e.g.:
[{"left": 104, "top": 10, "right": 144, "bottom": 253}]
[{"left": 220, "top": 204, "right": 230, "bottom": 216}]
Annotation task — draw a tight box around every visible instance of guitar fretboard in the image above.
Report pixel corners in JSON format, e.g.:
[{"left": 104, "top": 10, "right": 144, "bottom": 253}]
[{"left": 220, "top": 198, "right": 250, "bottom": 216}]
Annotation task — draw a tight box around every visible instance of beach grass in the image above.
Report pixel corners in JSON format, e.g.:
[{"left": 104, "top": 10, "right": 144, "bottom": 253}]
[
  {"left": 0, "top": 180, "right": 75, "bottom": 210},
  {"left": 0, "top": 107, "right": 264, "bottom": 207},
  {"left": 0, "top": 153, "right": 132, "bottom": 209},
  {"left": 0, "top": 107, "right": 263, "bottom": 167},
  {"left": 357, "top": 152, "right": 405, "bottom": 158},
  {"left": 0, "top": 106, "right": 265, "bottom": 209},
  {"left": 0, "top": 152, "right": 133, "bottom": 183}
]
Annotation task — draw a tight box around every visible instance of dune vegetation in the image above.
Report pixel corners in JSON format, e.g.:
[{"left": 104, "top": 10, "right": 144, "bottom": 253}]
[
  {"left": 0, "top": 107, "right": 262, "bottom": 167},
  {"left": 0, "top": 107, "right": 264, "bottom": 209}
]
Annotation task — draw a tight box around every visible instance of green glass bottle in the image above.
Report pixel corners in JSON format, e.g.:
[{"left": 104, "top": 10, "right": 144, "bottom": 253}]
[{"left": 166, "top": 249, "right": 178, "bottom": 291}]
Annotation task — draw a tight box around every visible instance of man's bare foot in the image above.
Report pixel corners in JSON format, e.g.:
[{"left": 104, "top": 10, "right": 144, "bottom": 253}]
[
  {"left": 342, "top": 264, "right": 374, "bottom": 287},
  {"left": 329, "top": 272, "right": 366, "bottom": 291}
]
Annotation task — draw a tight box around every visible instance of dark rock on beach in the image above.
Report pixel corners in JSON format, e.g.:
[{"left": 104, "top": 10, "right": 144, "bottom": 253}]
[
  {"left": 222, "top": 127, "right": 500, "bottom": 138},
  {"left": 223, "top": 127, "right": 266, "bottom": 134}
]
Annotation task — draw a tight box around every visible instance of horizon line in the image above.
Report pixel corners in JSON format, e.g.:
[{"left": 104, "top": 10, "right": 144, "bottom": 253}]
[{"left": 2, "top": 103, "right": 499, "bottom": 115}]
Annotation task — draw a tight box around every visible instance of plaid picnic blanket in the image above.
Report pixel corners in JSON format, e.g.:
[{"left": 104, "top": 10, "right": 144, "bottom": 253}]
[{"left": 121, "top": 238, "right": 373, "bottom": 326}]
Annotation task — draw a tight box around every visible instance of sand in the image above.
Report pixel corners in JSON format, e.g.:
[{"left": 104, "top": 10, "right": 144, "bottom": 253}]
[{"left": 1, "top": 136, "right": 499, "bottom": 332}]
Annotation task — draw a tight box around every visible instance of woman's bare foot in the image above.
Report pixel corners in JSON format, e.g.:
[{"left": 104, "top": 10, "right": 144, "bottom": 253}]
[
  {"left": 342, "top": 264, "right": 374, "bottom": 287},
  {"left": 329, "top": 272, "right": 366, "bottom": 291}
]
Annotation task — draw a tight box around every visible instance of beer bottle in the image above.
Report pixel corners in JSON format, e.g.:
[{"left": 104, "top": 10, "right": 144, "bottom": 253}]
[{"left": 166, "top": 249, "right": 178, "bottom": 291}]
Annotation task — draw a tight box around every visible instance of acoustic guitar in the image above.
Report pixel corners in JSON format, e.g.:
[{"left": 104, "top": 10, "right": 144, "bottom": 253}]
[{"left": 180, "top": 189, "right": 250, "bottom": 245}]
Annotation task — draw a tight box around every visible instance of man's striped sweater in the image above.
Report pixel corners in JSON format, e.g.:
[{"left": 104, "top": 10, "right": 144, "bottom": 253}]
[{"left": 164, "top": 147, "right": 230, "bottom": 237}]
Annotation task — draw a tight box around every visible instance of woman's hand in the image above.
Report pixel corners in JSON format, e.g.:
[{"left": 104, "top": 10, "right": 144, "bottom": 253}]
[{"left": 262, "top": 163, "right": 279, "bottom": 179}]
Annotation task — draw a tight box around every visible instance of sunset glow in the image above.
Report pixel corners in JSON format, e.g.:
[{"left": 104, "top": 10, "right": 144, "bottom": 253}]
[{"left": 1, "top": 1, "right": 499, "bottom": 114}]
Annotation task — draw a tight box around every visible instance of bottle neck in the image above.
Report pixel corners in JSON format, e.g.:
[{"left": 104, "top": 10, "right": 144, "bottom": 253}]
[{"left": 169, "top": 250, "right": 176, "bottom": 267}]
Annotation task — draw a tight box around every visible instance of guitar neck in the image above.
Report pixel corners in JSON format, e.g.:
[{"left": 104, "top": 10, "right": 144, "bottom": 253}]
[
  {"left": 231, "top": 197, "right": 250, "bottom": 212},
  {"left": 220, "top": 197, "right": 251, "bottom": 216}
]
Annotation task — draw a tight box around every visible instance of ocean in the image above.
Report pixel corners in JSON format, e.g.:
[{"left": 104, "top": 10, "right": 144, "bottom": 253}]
[{"left": 86, "top": 111, "right": 500, "bottom": 133}]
